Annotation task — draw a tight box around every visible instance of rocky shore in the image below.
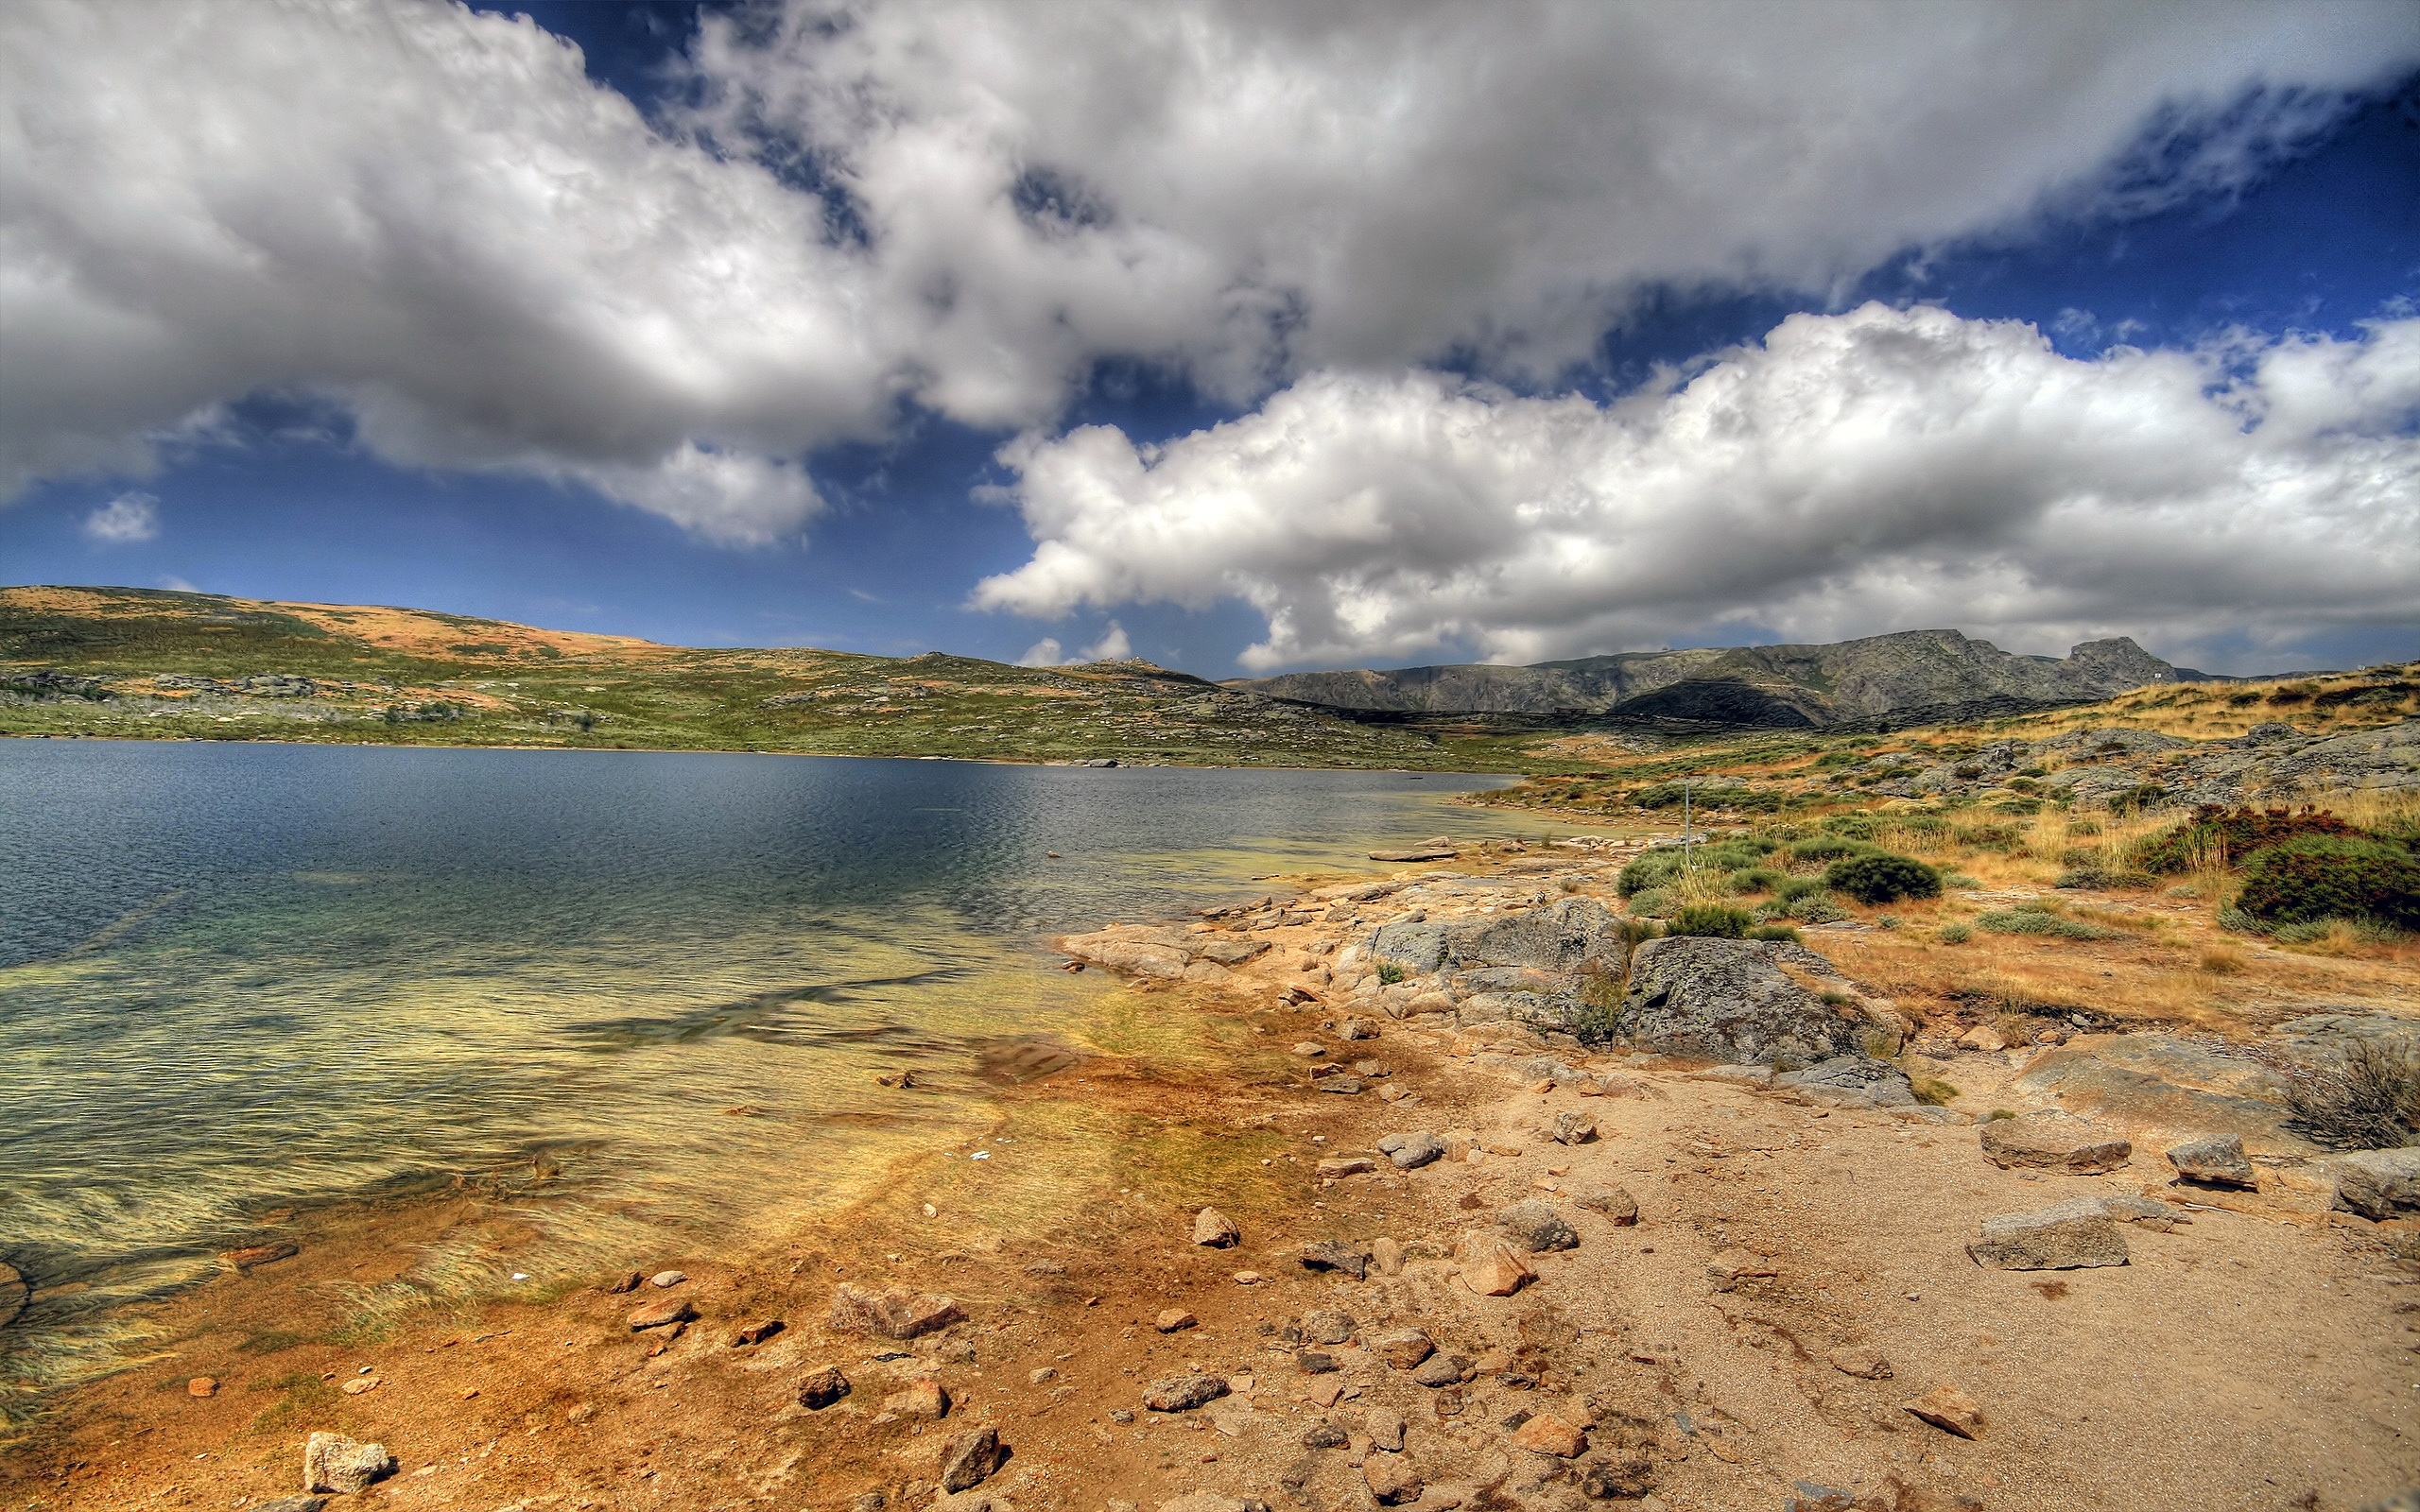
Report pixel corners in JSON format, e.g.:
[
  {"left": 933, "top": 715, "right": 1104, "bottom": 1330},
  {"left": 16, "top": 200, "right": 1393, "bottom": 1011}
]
[{"left": 8, "top": 836, "right": 2417, "bottom": 1512}]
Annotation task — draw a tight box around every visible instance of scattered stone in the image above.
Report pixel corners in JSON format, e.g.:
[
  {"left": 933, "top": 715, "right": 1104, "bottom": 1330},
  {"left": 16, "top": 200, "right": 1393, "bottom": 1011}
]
[
  {"left": 1300, "top": 1240, "right": 1371, "bottom": 1279},
  {"left": 1142, "top": 1374, "right": 1230, "bottom": 1412},
  {"left": 1902, "top": 1383, "right": 1984, "bottom": 1439},
  {"left": 223, "top": 1242, "right": 299, "bottom": 1271},
  {"left": 1597, "top": 1073, "right": 1648, "bottom": 1098},
  {"left": 1825, "top": 1347, "right": 1893, "bottom": 1381},
  {"left": 1548, "top": 1110, "right": 1598, "bottom": 1145},
  {"left": 1496, "top": 1200, "right": 1579, "bottom": 1253},
  {"left": 1296, "top": 1349, "right": 1339, "bottom": 1374},
  {"left": 1292, "top": 1042, "right": 1327, "bottom": 1057},
  {"left": 1958, "top": 1025, "right": 2007, "bottom": 1053},
  {"left": 339, "top": 1376, "right": 381, "bottom": 1396},
  {"left": 1966, "top": 1198, "right": 2130, "bottom": 1270},
  {"left": 938, "top": 1426, "right": 1008, "bottom": 1493},
  {"left": 1365, "top": 1408, "right": 1408, "bottom": 1452},
  {"left": 1155, "top": 1309, "right": 1199, "bottom": 1333},
  {"left": 1377, "top": 1131, "right": 1445, "bottom": 1169},
  {"left": 732, "top": 1319, "right": 785, "bottom": 1347},
  {"left": 1028, "top": 1366, "right": 1057, "bottom": 1385},
  {"left": 1370, "top": 1329, "right": 1435, "bottom": 1369},
  {"left": 875, "top": 1070, "right": 917, "bottom": 1088},
  {"left": 1109, "top": 1409, "right": 1135, "bottom": 1424},
  {"left": 626, "top": 1297, "right": 697, "bottom": 1332},
  {"left": 2329, "top": 1148, "right": 2420, "bottom": 1220},
  {"left": 1576, "top": 1188, "right": 1639, "bottom": 1225},
  {"left": 827, "top": 1283, "right": 964, "bottom": 1339},
  {"left": 1511, "top": 1412, "right": 1586, "bottom": 1458},
  {"left": 1317, "top": 1156, "right": 1377, "bottom": 1177},
  {"left": 602, "top": 1270, "right": 645, "bottom": 1295},
  {"left": 187, "top": 1377, "right": 216, "bottom": 1398},
  {"left": 1979, "top": 1110, "right": 2133, "bottom": 1174},
  {"left": 1232, "top": 1271, "right": 1263, "bottom": 1285},
  {"left": 1339, "top": 1018, "right": 1380, "bottom": 1040},
  {"left": 1302, "top": 1420, "right": 1349, "bottom": 1450},
  {"left": 799, "top": 1366, "right": 854, "bottom": 1410},
  {"left": 1193, "top": 1208, "right": 1242, "bottom": 1247},
  {"left": 649, "top": 1269, "right": 687, "bottom": 1288},
  {"left": 1363, "top": 1452, "right": 1424, "bottom": 1504},
  {"left": 1371, "top": 1236, "right": 1405, "bottom": 1276},
  {"left": 1412, "top": 1352, "right": 1473, "bottom": 1387},
  {"left": 302, "top": 1433, "right": 396, "bottom": 1495},
  {"left": 2166, "top": 1134, "right": 2256, "bottom": 1189},
  {"left": 255, "top": 1499, "right": 331, "bottom": 1512},
  {"left": 884, "top": 1378, "right": 951, "bottom": 1419},
  {"left": 1354, "top": 1059, "right": 1391, "bottom": 1077},
  {"left": 1457, "top": 1233, "right": 1535, "bottom": 1296},
  {"left": 1318, "top": 1077, "right": 1366, "bottom": 1095},
  {"left": 1301, "top": 1307, "right": 1357, "bottom": 1344},
  {"left": 1580, "top": 1458, "right": 1659, "bottom": 1500}
]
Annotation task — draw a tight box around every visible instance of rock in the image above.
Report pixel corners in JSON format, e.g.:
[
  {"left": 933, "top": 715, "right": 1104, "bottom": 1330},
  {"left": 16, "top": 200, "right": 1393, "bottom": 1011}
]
[
  {"left": 1363, "top": 1452, "right": 1425, "bottom": 1504},
  {"left": 1966, "top": 1198, "right": 2130, "bottom": 1270},
  {"left": 1296, "top": 1349, "right": 1338, "bottom": 1374},
  {"left": 1597, "top": 1072, "right": 1649, "bottom": 1098},
  {"left": 1317, "top": 1156, "right": 1376, "bottom": 1177},
  {"left": 224, "top": 1242, "right": 299, "bottom": 1270},
  {"left": 626, "top": 1297, "right": 697, "bottom": 1331},
  {"left": 2330, "top": 1148, "right": 2420, "bottom": 1220},
  {"left": 1496, "top": 1200, "right": 1579, "bottom": 1253},
  {"left": 883, "top": 1378, "right": 951, "bottom": 1418},
  {"left": 1548, "top": 1110, "right": 1598, "bottom": 1144},
  {"left": 649, "top": 1269, "right": 687, "bottom": 1287},
  {"left": 827, "top": 1283, "right": 964, "bottom": 1339},
  {"left": 731, "top": 1318, "right": 785, "bottom": 1347},
  {"left": 1902, "top": 1383, "right": 1984, "bottom": 1439},
  {"left": 1155, "top": 1309, "right": 1199, "bottom": 1333},
  {"left": 1365, "top": 1408, "right": 1407, "bottom": 1452},
  {"left": 1825, "top": 1347, "right": 1893, "bottom": 1381},
  {"left": 255, "top": 1499, "right": 331, "bottom": 1512},
  {"left": 1370, "top": 847, "right": 1457, "bottom": 864},
  {"left": 938, "top": 1426, "right": 1007, "bottom": 1493},
  {"left": 2096, "top": 1194, "right": 2185, "bottom": 1228},
  {"left": 603, "top": 1270, "right": 644, "bottom": 1294},
  {"left": 1339, "top": 1017, "right": 1381, "bottom": 1040},
  {"left": 1141, "top": 1374, "right": 1230, "bottom": 1412},
  {"left": 1377, "top": 1131, "right": 1445, "bottom": 1169},
  {"left": 1978, "top": 1111, "right": 2132, "bottom": 1174},
  {"left": 852, "top": 1495, "right": 887, "bottom": 1512},
  {"left": 1300, "top": 1240, "right": 1371, "bottom": 1279},
  {"left": 1371, "top": 1236, "right": 1405, "bottom": 1276},
  {"left": 302, "top": 1433, "right": 396, "bottom": 1495},
  {"left": 2011, "top": 1033, "right": 2304, "bottom": 1150},
  {"left": 1457, "top": 1233, "right": 1535, "bottom": 1296},
  {"left": 1029, "top": 1366, "right": 1058, "bottom": 1384},
  {"left": 2166, "top": 1133, "right": 2256, "bottom": 1188},
  {"left": 1318, "top": 1077, "right": 1366, "bottom": 1095},
  {"left": 1302, "top": 1420, "right": 1349, "bottom": 1449},
  {"left": 1576, "top": 1188, "right": 1639, "bottom": 1225},
  {"left": 1957, "top": 1025, "right": 2006, "bottom": 1052},
  {"left": 1706, "top": 1248, "right": 1778, "bottom": 1289},
  {"left": 338, "top": 1376, "right": 381, "bottom": 1396},
  {"left": 1369, "top": 1328, "right": 1434, "bottom": 1369},
  {"left": 1232, "top": 1271, "right": 1263, "bottom": 1285},
  {"left": 1774, "top": 1056, "right": 1917, "bottom": 1108},
  {"left": 188, "top": 1376, "right": 216, "bottom": 1398},
  {"left": 1618, "top": 937, "right": 1869, "bottom": 1066},
  {"left": 1201, "top": 938, "right": 1270, "bottom": 967},
  {"left": 1292, "top": 1042, "right": 1327, "bottom": 1057},
  {"left": 1412, "top": 1352, "right": 1473, "bottom": 1387},
  {"left": 1300, "top": 1307, "right": 1356, "bottom": 1344},
  {"left": 1405, "top": 991, "right": 1458, "bottom": 1016},
  {"left": 1691, "top": 1064, "right": 1774, "bottom": 1086},
  {"left": 1511, "top": 1412, "right": 1586, "bottom": 1458},
  {"left": 1193, "top": 1208, "right": 1242, "bottom": 1247},
  {"left": 1580, "top": 1458, "right": 1659, "bottom": 1499}
]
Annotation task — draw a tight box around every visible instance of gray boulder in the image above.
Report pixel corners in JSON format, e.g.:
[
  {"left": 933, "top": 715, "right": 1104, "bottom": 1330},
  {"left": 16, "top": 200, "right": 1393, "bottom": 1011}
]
[
  {"left": 1368, "top": 921, "right": 1449, "bottom": 972},
  {"left": 2330, "top": 1148, "right": 2420, "bottom": 1220},
  {"left": 1616, "top": 936, "right": 1868, "bottom": 1066},
  {"left": 1776, "top": 1055, "right": 1916, "bottom": 1107},
  {"left": 2166, "top": 1134, "right": 2256, "bottom": 1188},
  {"left": 1376, "top": 1131, "right": 1445, "bottom": 1169},
  {"left": 1979, "top": 1110, "right": 2132, "bottom": 1174},
  {"left": 1496, "top": 1200, "right": 1579, "bottom": 1253},
  {"left": 1966, "top": 1198, "right": 2130, "bottom": 1270}
]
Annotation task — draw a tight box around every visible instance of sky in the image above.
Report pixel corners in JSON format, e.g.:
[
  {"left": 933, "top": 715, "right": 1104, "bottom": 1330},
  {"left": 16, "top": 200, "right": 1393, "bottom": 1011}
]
[{"left": 3, "top": 1, "right": 2417, "bottom": 678}]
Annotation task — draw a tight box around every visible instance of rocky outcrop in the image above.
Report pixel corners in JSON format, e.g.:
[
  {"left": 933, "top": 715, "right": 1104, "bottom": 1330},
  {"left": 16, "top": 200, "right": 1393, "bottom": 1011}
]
[
  {"left": 2328, "top": 1149, "right": 2420, "bottom": 1220},
  {"left": 1616, "top": 936, "right": 1869, "bottom": 1066},
  {"left": 1978, "top": 1111, "right": 2132, "bottom": 1173},
  {"left": 2010, "top": 1034, "right": 2305, "bottom": 1151}
]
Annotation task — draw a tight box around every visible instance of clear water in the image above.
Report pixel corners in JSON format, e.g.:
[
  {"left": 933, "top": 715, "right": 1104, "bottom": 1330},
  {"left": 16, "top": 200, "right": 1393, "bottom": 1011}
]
[{"left": 0, "top": 741, "right": 1525, "bottom": 1398}]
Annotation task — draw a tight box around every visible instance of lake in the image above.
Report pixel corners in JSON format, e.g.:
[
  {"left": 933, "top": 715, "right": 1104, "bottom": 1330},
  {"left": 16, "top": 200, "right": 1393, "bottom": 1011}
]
[{"left": 0, "top": 741, "right": 1531, "bottom": 1402}]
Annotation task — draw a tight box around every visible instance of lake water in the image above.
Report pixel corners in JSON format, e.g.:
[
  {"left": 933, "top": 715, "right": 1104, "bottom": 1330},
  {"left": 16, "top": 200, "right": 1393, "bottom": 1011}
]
[{"left": 0, "top": 741, "right": 1529, "bottom": 1404}]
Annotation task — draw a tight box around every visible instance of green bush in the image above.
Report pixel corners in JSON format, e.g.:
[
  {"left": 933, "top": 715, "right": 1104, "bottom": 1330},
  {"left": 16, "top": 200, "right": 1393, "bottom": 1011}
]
[
  {"left": 1775, "top": 876, "right": 1830, "bottom": 903},
  {"left": 1976, "top": 906, "right": 2123, "bottom": 941},
  {"left": 1942, "top": 872, "right": 1980, "bottom": 888},
  {"left": 1376, "top": 961, "right": 1406, "bottom": 985},
  {"left": 1788, "top": 835, "right": 1874, "bottom": 866},
  {"left": 1668, "top": 903, "right": 1754, "bottom": 938},
  {"left": 1616, "top": 849, "right": 1685, "bottom": 896},
  {"left": 1824, "top": 852, "right": 1943, "bottom": 903},
  {"left": 1746, "top": 923, "right": 1802, "bottom": 943},
  {"left": 1785, "top": 893, "right": 1849, "bottom": 924},
  {"left": 1728, "top": 867, "right": 1784, "bottom": 895},
  {"left": 1627, "top": 887, "right": 1675, "bottom": 919},
  {"left": 1954, "top": 824, "right": 2023, "bottom": 851},
  {"left": 1939, "top": 921, "right": 1973, "bottom": 944},
  {"left": 2233, "top": 835, "right": 2420, "bottom": 929},
  {"left": 1822, "top": 814, "right": 1880, "bottom": 840},
  {"left": 2134, "top": 804, "right": 2360, "bottom": 874}
]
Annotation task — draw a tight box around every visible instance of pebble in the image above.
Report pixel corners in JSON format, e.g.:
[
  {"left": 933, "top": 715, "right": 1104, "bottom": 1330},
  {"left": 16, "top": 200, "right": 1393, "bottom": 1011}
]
[
  {"left": 1577, "top": 1187, "right": 1640, "bottom": 1225},
  {"left": 1300, "top": 1308, "right": 1355, "bottom": 1344},
  {"left": 1370, "top": 1329, "right": 1434, "bottom": 1369},
  {"left": 186, "top": 1377, "right": 216, "bottom": 1398},
  {"left": 649, "top": 1269, "right": 687, "bottom": 1288},
  {"left": 1511, "top": 1412, "right": 1586, "bottom": 1457},
  {"left": 1457, "top": 1233, "right": 1535, "bottom": 1296},
  {"left": 1496, "top": 1199, "right": 1579, "bottom": 1253},
  {"left": 798, "top": 1366, "right": 853, "bottom": 1410}
]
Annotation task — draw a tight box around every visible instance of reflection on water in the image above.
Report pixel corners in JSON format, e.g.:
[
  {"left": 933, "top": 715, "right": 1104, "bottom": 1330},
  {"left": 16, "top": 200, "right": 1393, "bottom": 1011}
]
[{"left": 0, "top": 742, "right": 1530, "bottom": 1398}]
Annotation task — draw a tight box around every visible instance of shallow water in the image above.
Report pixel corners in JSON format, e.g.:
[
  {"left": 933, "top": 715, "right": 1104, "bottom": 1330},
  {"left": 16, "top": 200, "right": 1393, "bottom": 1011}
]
[{"left": 0, "top": 742, "right": 1530, "bottom": 1397}]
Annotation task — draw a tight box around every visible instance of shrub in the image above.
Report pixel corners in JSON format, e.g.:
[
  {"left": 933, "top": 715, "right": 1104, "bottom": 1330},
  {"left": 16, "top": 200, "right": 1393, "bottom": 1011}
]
[
  {"left": 1728, "top": 867, "right": 1784, "bottom": 895},
  {"left": 2107, "top": 783, "right": 2170, "bottom": 815},
  {"left": 1627, "top": 888, "right": 1675, "bottom": 919},
  {"left": 1775, "top": 876, "right": 1830, "bottom": 903},
  {"left": 1822, "top": 814, "right": 1880, "bottom": 840},
  {"left": 1668, "top": 903, "right": 1754, "bottom": 938},
  {"left": 2282, "top": 1040, "right": 2420, "bottom": 1149},
  {"left": 1788, "top": 835, "right": 1873, "bottom": 866},
  {"left": 1616, "top": 850, "right": 1685, "bottom": 897},
  {"left": 2233, "top": 835, "right": 2420, "bottom": 930},
  {"left": 2134, "top": 803, "right": 2361, "bottom": 874},
  {"left": 1824, "top": 853, "right": 1943, "bottom": 904},
  {"left": 1976, "top": 906, "right": 2123, "bottom": 941},
  {"left": 1942, "top": 872, "right": 1980, "bottom": 888},
  {"left": 1955, "top": 824, "right": 2024, "bottom": 851},
  {"left": 2055, "top": 867, "right": 2155, "bottom": 891},
  {"left": 1376, "top": 961, "right": 1406, "bottom": 985},
  {"left": 1746, "top": 923, "right": 1801, "bottom": 943},
  {"left": 1910, "top": 1074, "right": 1961, "bottom": 1106},
  {"left": 1939, "top": 922, "right": 1973, "bottom": 944},
  {"left": 1784, "top": 893, "right": 1849, "bottom": 924}
]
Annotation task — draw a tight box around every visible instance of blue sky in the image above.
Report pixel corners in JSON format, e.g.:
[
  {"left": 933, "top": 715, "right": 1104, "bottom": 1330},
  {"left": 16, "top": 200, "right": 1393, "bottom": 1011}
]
[{"left": 4, "top": 2, "right": 2416, "bottom": 676}]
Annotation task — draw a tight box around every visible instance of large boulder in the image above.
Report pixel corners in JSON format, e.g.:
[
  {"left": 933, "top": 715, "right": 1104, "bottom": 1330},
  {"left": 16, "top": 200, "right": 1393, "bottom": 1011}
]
[
  {"left": 1966, "top": 1199, "right": 2130, "bottom": 1270},
  {"left": 1616, "top": 936, "right": 1868, "bottom": 1066},
  {"left": 2329, "top": 1148, "right": 2420, "bottom": 1220},
  {"left": 2009, "top": 1034, "right": 2305, "bottom": 1151},
  {"left": 302, "top": 1434, "right": 395, "bottom": 1495}
]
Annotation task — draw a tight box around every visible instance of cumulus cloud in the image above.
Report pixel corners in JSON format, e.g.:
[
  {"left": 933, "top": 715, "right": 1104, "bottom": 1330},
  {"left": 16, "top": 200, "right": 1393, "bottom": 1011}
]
[
  {"left": 5, "top": 0, "right": 2415, "bottom": 540},
  {"left": 81, "top": 491, "right": 159, "bottom": 543},
  {"left": 1015, "top": 621, "right": 1132, "bottom": 667},
  {"left": 974, "top": 305, "right": 2420, "bottom": 669}
]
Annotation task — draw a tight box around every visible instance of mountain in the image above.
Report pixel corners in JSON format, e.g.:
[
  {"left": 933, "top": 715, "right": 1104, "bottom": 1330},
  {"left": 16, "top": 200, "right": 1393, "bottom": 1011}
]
[{"left": 1225, "top": 628, "right": 2229, "bottom": 729}]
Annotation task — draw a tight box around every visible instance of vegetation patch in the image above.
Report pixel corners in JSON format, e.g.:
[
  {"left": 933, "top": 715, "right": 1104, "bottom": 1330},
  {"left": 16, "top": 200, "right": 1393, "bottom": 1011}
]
[
  {"left": 2134, "top": 803, "right": 2362, "bottom": 874},
  {"left": 2232, "top": 835, "right": 2420, "bottom": 930},
  {"left": 2282, "top": 1040, "right": 2420, "bottom": 1149},
  {"left": 1975, "top": 904, "right": 2124, "bottom": 941},
  {"left": 1824, "top": 852, "right": 1942, "bottom": 903}
]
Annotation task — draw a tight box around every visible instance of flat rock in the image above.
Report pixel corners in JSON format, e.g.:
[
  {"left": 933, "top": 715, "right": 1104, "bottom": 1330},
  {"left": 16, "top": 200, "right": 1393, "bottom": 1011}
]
[
  {"left": 883, "top": 1378, "right": 951, "bottom": 1419},
  {"left": 1317, "top": 1076, "right": 1365, "bottom": 1095},
  {"left": 1457, "top": 1232, "right": 1535, "bottom": 1296},
  {"left": 1510, "top": 1412, "right": 1586, "bottom": 1458},
  {"left": 1978, "top": 1110, "right": 2132, "bottom": 1174},
  {"left": 1370, "top": 1329, "right": 1434, "bottom": 1369},
  {"left": 1155, "top": 1308, "right": 1199, "bottom": 1333},
  {"left": 2166, "top": 1133, "right": 2256, "bottom": 1188},
  {"left": 2330, "top": 1148, "right": 2420, "bottom": 1220},
  {"left": 1338, "top": 1017, "right": 1381, "bottom": 1040},
  {"left": 1775, "top": 1055, "right": 1916, "bottom": 1107},
  {"left": 1370, "top": 1237, "right": 1405, "bottom": 1275},
  {"left": 1292, "top": 1042, "right": 1327, "bottom": 1057},
  {"left": 1377, "top": 1131, "right": 1444, "bottom": 1168},
  {"left": 1706, "top": 1247, "right": 1779, "bottom": 1289},
  {"left": 649, "top": 1268, "right": 687, "bottom": 1287},
  {"left": 798, "top": 1366, "right": 852, "bottom": 1409},
  {"left": 828, "top": 1283, "right": 964, "bottom": 1339},
  {"left": 255, "top": 1500, "right": 330, "bottom": 1512},
  {"left": 1411, "top": 1352, "right": 1473, "bottom": 1387},
  {"left": 1193, "top": 1208, "right": 1241, "bottom": 1247},
  {"left": 732, "top": 1318, "right": 785, "bottom": 1347},
  {"left": 1496, "top": 1200, "right": 1578, "bottom": 1253},
  {"left": 223, "top": 1242, "right": 299, "bottom": 1270},
  {"left": 1301, "top": 1419, "right": 1349, "bottom": 1449},
  {"left": 1300, "top": 1307, "right": 1356, "bottom": 1344},
  {"left": 626, "top": 1297, "right": 697, "bottom": 1332},
  {"left": 302, "top": 1433, "right": 395, "bottom": 1495},
  {"left": 1903, "top": 1383, "right": 1984, "bottom": 1439},
  {"left": 1618, "top": 936, "right": 1869, "bottom": 1065},
  {"left": 2011, "top": 1033, "right": 2306, "bottom": 1151},
  {"left": 1966, "top": 1198, "right": 2130, "bottom": 1270},
  {"left": 1141, "top": 1373, "right": 1230, "bottom": 1412},
  {"left": 939, "top": 1426, "right": 1007, "bottom": 1493},
  {"left": 1299, "top": 1240, "right": 1371, "bottom": 1279},
  {"left": 1317, "top": 1156, "right": 1377, "bottom": 1177},
  {"left": 1576, "top": 1187, "right": 1639, "bottom": 1225}
]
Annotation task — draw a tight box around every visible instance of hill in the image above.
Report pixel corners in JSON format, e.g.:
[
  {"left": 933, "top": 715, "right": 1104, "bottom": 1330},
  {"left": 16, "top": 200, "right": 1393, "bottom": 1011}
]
[{"left": 1228, "top": 627, "right": 2234, "bottom": 727}]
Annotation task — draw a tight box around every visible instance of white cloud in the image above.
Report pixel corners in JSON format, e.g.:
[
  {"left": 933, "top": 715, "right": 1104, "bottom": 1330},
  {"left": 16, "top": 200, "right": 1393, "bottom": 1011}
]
[
  {"left": 1014, "top": 637, "right": 1065, "bottom": 668},
  {"left": 5, "top": 0, "right": 2415, "bottom": 540},
  {"left": 1014, "top": 621, "right": 1132, "bottom": 667},
  {"left": 82, "top": 491, "right": 159, "bottom": 543},
  {"left": 158, "top": 575, "right": 199, "bottom": 592},
  {"left": 974, "top": 305, "right": 2420, "bottom": 669}
]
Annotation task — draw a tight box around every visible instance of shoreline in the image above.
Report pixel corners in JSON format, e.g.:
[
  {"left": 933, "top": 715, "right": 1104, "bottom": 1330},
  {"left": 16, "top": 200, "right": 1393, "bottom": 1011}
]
[{"left": 6, "top": 835, "right": 2417, "bottom": 1510}]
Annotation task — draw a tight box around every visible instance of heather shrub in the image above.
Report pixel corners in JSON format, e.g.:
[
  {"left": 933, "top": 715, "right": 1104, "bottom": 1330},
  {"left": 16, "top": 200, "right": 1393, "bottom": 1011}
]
[
  {"left": 2133, "top": 804, "right": 2360, "bottom": 875},
  {"left": 1824, "top": 852, "right": 1943, "bottom": 904},
  {"left": 1667, "top": 903, "right": 1754, "bottom": 938},
  {"left": 2232, "top": 835, "right": 2420, "bottom": 930}
]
